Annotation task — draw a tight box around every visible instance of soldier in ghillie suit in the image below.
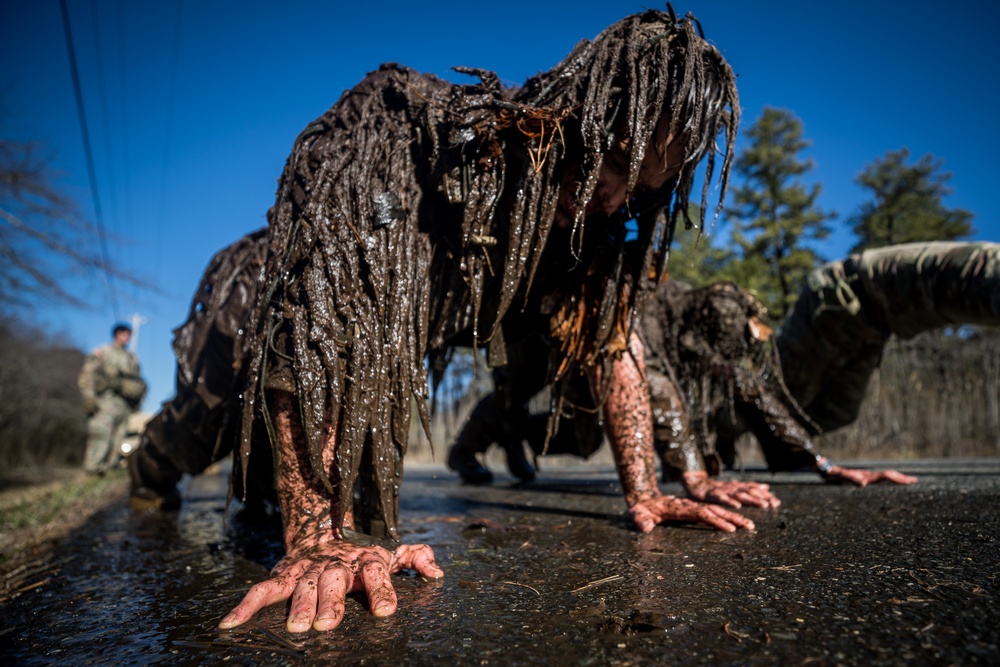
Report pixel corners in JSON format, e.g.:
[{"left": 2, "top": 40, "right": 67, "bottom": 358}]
[
  {"left": 446, "top": 280, "right": 790, "bottom": 507},
  {"left": 128, "top": 9, "right": 746, "bottom": 634},
  {"left": 78, "top": 323, "right": 146, "bottom": 475},
  {"left": 642, "top": 279, "right": 914, "bottom": 495},
  {"left": 707, "top": 241, "right": 1000, "bottom": 485},
  {"left": 129, "top": 229, "right": 270, "bottom": 511}
]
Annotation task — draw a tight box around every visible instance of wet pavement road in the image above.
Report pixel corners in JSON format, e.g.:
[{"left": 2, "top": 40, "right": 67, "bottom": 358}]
[{"left": 1, "top": 459, "right": 998, "bottom": 666}]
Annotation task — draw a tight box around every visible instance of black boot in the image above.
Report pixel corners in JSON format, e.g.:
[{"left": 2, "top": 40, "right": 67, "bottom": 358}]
[
  {"left": 501, "top": 439, "right": 536, "bottom": 482},
  {"left": 447, "top": 443, "right": 493, "bottom": 484},
  {"left": 448, "top": 392, "right": 507, "bottom": 485},
  {"left": 127, "top": 436, "right": 183, "bottom": 511}
]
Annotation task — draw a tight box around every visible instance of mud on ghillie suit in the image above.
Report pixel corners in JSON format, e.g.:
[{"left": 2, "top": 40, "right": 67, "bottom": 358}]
[
  {"left": 239, "top": 8, "right": 739, "bottom": 540},
  {"left": 136, "top": 229, "right": 270, "bottom": 502},
  {"left": 641, "top": 281, "right": 814, "bottom": 465}
]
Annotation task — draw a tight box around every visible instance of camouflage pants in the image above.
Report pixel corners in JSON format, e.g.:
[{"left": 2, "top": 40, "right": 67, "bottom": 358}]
[{"left": 84, "top": 393, "right": 132, "bottom": 473}]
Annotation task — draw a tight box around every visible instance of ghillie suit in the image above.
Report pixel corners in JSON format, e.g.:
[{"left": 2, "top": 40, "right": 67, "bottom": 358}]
[
  {"left": 239, "top": 9, "right": 739, "bottom": 541},
  {"left": 667, "top": 241, "right": 1000, "bottom": 473},
  {"left": 641, "top": 281, "right": 823, "bottom": 476},
  {"left": 130, "top": 229, "right": 271, "bottom": 508}
]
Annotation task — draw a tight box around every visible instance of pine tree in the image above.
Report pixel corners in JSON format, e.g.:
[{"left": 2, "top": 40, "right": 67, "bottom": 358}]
[
  {"left": 849, "top": 148, "right": 973, "bottom": 252},
  {"left": 724, "top": 107, "right": 834, "bottom": 318},
  {"left": 662, "top": 206, "right": 734, "bottom": 287}
]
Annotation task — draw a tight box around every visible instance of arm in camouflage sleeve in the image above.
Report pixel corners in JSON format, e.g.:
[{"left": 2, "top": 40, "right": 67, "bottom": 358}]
[
  {"left": 737, "top": 385, "right": 916, "bottom": 486},
  {"left": 77, "top": 349, "right": 104, "bottom": 414}
]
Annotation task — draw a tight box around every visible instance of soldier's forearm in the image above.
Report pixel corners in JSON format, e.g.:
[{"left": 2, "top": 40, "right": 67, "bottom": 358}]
[
  {"left": 593, "top": 333, "right": 660, "bottom": 506},
  {"left": 270, "top": 391, "right": 348, "bottom": 551},
  {"left": 742, "top": 390, "right": 823, "bottom": 472}
]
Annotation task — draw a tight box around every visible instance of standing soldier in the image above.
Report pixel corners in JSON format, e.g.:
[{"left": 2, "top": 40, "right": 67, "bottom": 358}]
[{"left": 78, "top": 323, "right": 147, "bottom": 475}]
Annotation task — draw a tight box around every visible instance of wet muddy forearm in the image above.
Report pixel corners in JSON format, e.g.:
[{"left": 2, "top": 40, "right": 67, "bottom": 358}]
[
  {"left": 593, "top": 333, "right": 660, "bottom": 506},
  {"left": 271, "top": 391, "right": 345, "bottom": 551}
]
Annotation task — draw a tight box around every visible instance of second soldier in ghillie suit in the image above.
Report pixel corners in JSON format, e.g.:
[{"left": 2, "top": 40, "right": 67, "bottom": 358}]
[
  {"left": 128, "top": 9, "right": 745, "bottom": 633},
  {"left": 445, "top": 279, "right": 789, "bottom": 507},
  {"left": 707, "top": 241, "right": 999, "bottom": 487}
]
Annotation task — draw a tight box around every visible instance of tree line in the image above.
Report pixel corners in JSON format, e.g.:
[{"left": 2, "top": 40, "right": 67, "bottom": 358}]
[{"left": 669, "top": 106, "right": 974, "bottom": 318}]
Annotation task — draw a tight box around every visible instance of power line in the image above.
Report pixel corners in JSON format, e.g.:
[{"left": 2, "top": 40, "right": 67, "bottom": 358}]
[
  {"left": 155, "top": 0, "right": 184, "bottom": 283},
  {"left": 89, "top": 0, "right": 121, "bottom": 241},
  {"left": 115, "top": 0, "right": 132, "bottom": 256},
  {"left": 59, "top": 0, "right": 120, "bottom": 317}
]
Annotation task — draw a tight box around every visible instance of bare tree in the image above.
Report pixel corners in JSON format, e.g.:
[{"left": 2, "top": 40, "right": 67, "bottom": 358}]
[{"left": 0, "top": 100, "right": 140, "bottom": 311}]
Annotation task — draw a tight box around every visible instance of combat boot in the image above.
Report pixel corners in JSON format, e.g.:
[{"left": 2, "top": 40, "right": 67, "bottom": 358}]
[
  {"left": 127, "top": 436, "right": 183, "bottom": 511},
  {"left": 501, "top": 438, "right": 536, "bottom": 482},
  {"left": 447, "top": 392, "right": 506, "bottom": 484},
  {"left": 447, "top": 442, "right": 493, "bottom": 485}
]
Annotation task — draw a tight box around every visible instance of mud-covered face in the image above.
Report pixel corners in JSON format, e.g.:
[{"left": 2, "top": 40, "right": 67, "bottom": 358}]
[{"left": 555, "top": 118, "right": 685, "bottom": 228}]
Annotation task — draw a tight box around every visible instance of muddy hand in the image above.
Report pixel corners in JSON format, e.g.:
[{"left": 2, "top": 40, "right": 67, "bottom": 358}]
[
  {"left": 219, "top": 541, "right": 443, "bottom": 633},
  {"left": 824, "top": 466, "right": 918, "bottom": 487},
  {"left": 682, "top": 471, "right": 781, "bottom": 509},
  {"left": 628, "top": 493, "right": 755, "bottom": 534}
]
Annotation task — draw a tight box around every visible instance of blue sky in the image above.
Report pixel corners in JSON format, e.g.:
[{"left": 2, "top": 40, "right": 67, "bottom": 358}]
[{"left": 2, "top": 0, "right": 998, "bottom": 411}]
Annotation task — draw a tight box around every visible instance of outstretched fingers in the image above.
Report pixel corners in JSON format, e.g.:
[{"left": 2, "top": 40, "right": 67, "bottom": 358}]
[
  {"left": 628, "top": 495, "right": 755, "bottom": 533},
  {"left": 219, "top": 566, "right": 302, "bottom": 629},
  {"left": 313, "top": 565, "right": 353, "bottom": 631},
  {"left": 731, "top": 483, "right": 781, "bottom": 509},
  {"left": 877, "top": 469, "right": 918, "bottom": 485},
  {"left": 358, "top": 556, "right": 397, "bottom": 618},
  {"left": 286, "top": 562, "right": 327, "bottom": 633},
  {"left": 827, "top": 466, "right": 917, "bottom": 487},
  {"left": 393, "top": 544, "right": 444, "bottom": 579},
  {"left": 694, "top": 503, "right": 756, "bottom": 532}
]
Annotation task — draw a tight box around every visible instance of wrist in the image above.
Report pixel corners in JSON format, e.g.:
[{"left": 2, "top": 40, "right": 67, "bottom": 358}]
[
  {"left": 625, "top": 489, "right": 660, "bottom": 508},
  {"left": 681, "top": 470, "right": 708, "bottom": 488},
  {"left": 815, "top": 456, "right": 834, "bottom": 478}
]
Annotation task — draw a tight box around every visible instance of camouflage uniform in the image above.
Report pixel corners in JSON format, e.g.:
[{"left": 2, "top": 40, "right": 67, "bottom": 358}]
[
  {"left": 778, "top": 241, "right": 1000, "bottom": 433},
  {"left": 78, "top": 339, "right": 146, "bottom": 474}
]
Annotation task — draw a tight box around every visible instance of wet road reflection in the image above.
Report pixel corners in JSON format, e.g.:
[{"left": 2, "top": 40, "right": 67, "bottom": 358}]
[{"left": 1, "top": 460, "right": 998, "bottom": 665}]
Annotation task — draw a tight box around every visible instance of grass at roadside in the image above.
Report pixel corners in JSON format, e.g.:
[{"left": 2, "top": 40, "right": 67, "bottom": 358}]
[
  {"left": 0, "top": 468, "right": 128, "bottom": 604},
  {"left": 0, "top": 470, "right": 126, "bottom": 533}
]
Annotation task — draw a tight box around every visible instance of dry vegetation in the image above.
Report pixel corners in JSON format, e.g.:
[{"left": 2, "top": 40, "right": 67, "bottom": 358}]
[
  {"left": 818, "top": 328, "right": 1000, "bottom": 460},
  {"left": 0, "top": 320, "right": 88, "bottom": 470},
  {"left": 0, "top": 468, "right": 128, "bottom": 604}
]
